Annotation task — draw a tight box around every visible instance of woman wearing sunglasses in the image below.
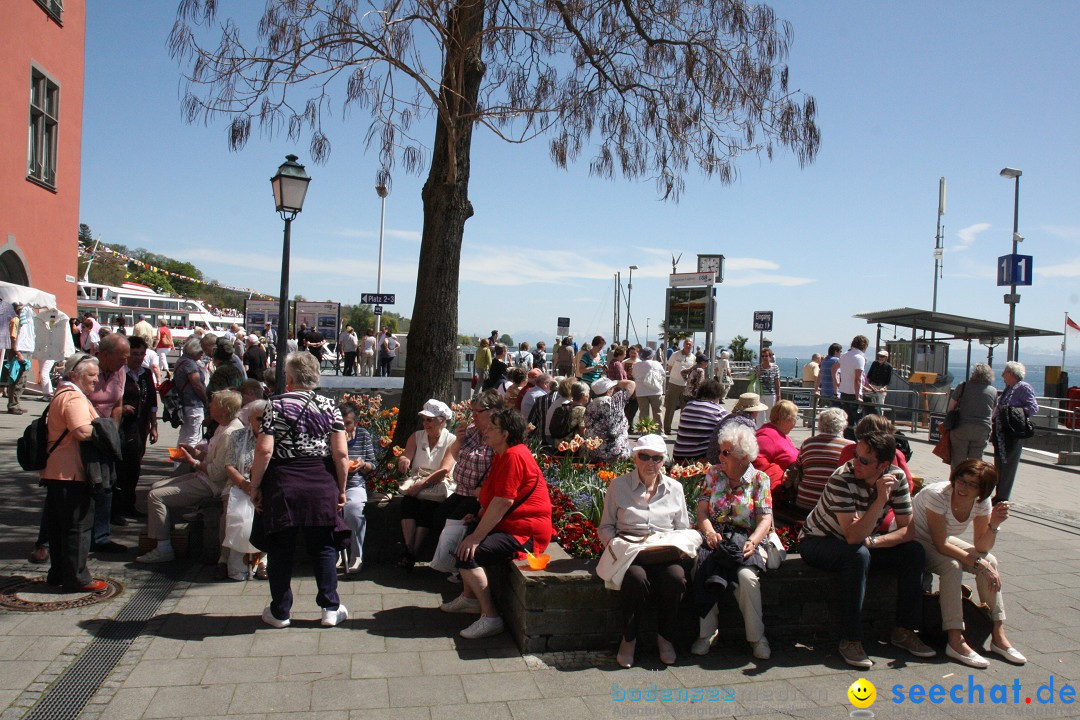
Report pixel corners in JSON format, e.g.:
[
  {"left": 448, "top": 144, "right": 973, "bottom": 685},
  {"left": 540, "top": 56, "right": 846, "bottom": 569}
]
[
  {"left": 691, "top": 424, "right": 774, "bottom": 660},
  {"left": 598, "top": 435, "right": 692, "bottom": 668},
  {"left": 911, "top": 458, "right": 1024, "bottom": 668}
]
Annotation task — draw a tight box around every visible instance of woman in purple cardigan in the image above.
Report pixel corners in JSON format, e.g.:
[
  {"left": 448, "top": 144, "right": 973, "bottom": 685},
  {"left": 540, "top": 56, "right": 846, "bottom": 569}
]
[{"left": 991, "top": 361, "right": 1038, "bottom": 503}]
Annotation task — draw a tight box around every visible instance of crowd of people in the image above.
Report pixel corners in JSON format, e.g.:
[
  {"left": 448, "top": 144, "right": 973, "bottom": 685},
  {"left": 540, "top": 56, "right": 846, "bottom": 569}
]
[{"left": 14, "top": 311, "right": 1034, "bottom": 669}]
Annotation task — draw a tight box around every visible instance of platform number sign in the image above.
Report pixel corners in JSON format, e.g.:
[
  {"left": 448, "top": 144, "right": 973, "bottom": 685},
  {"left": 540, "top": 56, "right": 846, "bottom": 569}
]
[{"left": 997, "top": 254, "right": 1033, "bottom": 287}]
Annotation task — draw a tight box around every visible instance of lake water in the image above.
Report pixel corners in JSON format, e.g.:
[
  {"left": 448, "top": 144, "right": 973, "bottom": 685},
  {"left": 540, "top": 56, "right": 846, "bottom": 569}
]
[{"left": 774, "top": 357, "right": 1077, "bottom": 397}]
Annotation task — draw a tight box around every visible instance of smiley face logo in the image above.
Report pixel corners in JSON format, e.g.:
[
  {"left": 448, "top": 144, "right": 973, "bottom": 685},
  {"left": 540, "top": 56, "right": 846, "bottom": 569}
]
[{"left": 848, "top": 678, "right": 876, "bottom": 709}]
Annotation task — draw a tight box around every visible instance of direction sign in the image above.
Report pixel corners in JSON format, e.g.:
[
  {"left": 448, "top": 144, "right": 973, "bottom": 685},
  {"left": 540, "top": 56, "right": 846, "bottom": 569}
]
[
  {"left": 669, "top": 271, "right": 716, "bottom": 288},
  {"left": 997, "top": 254, "right": 1033, "bottom": 287},
  {"left": 753, "top": 311, "right": 773, "bottom": 332},
  {"left": 373, "top": 305, "right": 383, "bottom": 316},
  {"left": 362, "top": 293, "right": 396, "bottom": 305},
  {"left": 557, "top": 317, "right": 570, "bottom": 335}
]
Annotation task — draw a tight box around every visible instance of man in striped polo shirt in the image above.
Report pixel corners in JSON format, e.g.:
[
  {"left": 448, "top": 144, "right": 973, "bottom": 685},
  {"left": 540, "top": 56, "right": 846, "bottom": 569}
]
[{"left": 798, "top": 432, "right": 935, "bottom": 669}]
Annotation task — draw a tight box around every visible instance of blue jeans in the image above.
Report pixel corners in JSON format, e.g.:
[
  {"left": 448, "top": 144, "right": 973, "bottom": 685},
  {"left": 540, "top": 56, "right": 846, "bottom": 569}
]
[
  {"left": 799, "top": 533, "right": 925, "bottom": 642},
  {"left": 92, "top": 488, "right": 112, "bottom": 545}
]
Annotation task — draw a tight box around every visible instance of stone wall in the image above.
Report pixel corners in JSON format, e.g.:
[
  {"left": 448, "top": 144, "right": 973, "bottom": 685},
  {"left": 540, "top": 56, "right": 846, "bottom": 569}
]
[{"left": 490, "top": 543, "right": 900, "bottom": 654}]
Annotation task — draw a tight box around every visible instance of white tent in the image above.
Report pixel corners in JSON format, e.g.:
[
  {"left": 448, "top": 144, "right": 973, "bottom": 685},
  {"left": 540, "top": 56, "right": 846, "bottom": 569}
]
[{"left": 0, "top": 280, "right": 57, "bottom": 309}]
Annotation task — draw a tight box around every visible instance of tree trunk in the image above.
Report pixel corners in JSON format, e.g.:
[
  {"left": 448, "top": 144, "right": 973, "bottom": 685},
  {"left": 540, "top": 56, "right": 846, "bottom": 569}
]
[{"left": 393, "top": 0, "right": 486, "bottom": 448}]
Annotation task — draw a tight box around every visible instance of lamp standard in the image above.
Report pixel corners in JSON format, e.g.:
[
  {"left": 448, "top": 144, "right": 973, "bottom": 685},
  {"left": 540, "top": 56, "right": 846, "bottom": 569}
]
[
  {"left": 374, "top": 184, "right": 389, "bottom": 339},
  {"left": 626, "top": 265, "right": 638, "bottom": 344},
  {"left": 270, "top": 154, "right": 311, "bottom": 394},
  {"left": 1000, "top": 167, "right": 1022, "bottom": 362}
]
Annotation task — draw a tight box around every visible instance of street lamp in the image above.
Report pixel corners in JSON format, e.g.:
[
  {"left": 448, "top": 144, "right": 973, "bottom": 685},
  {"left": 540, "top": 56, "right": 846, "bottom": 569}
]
[
  {"left": 270, "top": 154, "right": 311, "bottom": 394},
  {"left": 1000, "top": 167, "right": 1021, "bottom": 362},
  {"left": 625, "top": 265, "right": 638, "bottom": 344},
  {"left": 374, "top": 184, "right": 389, "bottom": 341}
]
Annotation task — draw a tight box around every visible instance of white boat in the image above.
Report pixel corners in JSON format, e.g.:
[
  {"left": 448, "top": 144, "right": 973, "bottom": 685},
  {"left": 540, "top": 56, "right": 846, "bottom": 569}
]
[{"left": 76, "top": 281, "right": 236, "bottom": 343}]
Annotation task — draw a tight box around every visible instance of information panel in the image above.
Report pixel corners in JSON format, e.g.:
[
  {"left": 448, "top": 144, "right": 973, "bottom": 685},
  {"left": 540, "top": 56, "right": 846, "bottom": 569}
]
[
  {"left": 295, "top": 301, "right": 341, "bottom": 342},
  {"left": 244, "top": 300, "right": 284, "bottom": 335},
  {"left": 665, "top": 288, "right": 710, "bottom": 332}
]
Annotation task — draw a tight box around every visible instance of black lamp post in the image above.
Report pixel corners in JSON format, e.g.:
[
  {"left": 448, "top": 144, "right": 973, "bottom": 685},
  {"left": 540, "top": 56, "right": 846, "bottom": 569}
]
[
  {"left": 270, "top": 154, "right": 311, "bottom": 394},
  {"left": 999, "top": 166, "right": 1022, "bottom": 363}
]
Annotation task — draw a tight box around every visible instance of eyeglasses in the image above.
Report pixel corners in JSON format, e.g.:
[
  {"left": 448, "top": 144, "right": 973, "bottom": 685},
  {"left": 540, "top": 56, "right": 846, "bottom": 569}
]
[
  {"left": 955, "top": 478, "right": 982, "bottom": 491},
  {"left": 853, "top": 453, "right": 877, "bottom": 467},
  {"left": 636, "top": 453, "right": 665, "bottom": 463}
]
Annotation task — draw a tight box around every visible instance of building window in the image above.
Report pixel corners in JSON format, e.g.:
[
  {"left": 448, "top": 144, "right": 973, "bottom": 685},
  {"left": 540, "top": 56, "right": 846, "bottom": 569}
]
[
  {"left": 28, "top": 68, "right": 60, "bottom": 188},
  {"left": 35, "top": 0, "right": 64, "bottom": 23}
]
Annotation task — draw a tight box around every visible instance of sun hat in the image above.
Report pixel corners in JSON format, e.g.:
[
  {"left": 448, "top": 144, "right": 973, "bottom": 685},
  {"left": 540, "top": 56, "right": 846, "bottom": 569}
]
[
  {"left": 632, "top": 434, "right": 668, "bottom": 456},
  {"left": 591, "top": 377, "right": 617, "bottom": 396},
  {"left": 418, "top": 399, "right": 452, "bottom": 420},
  {"left": 877, "top": 350, "right": 889, "bottom": 358},
  {"left": 733, "top": 392, "right": 768, "bottom": 413}
]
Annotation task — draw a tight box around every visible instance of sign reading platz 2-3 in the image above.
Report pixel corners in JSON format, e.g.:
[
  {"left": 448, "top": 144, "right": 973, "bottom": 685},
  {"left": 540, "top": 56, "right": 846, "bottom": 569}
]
[
  {"left": 362, "top": 293, "right": 395, "bottom": 305},
  {"left": 753, "top": 311, "right": 773, "bottom": 332}
]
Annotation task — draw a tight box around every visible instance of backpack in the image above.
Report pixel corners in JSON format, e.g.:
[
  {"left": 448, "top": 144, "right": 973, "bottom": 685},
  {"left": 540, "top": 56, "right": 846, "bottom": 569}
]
[
  {"left": 17, "top": 402, "right": 68, "bottom": 472},
  {"left": 157, "top": 377, "right": 183, "bottom": 429},
  {"left": 528, "top": 390, "right": 555, "bottom": 441},
  {"left": 549, "top": 403, "right": 574, "bottom": 439},
  {"left": 513, "top": 350, "right": 531, "bottom": 369}
]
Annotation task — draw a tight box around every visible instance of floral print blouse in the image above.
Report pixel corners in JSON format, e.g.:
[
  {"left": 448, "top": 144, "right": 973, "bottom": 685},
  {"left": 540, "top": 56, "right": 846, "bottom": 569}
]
[{"left": 701, "top": 463, "right": 772, "bottom": 531}]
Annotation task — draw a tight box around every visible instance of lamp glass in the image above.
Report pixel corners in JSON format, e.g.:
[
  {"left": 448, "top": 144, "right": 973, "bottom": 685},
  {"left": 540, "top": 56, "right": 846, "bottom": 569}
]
[{"left": 271, "top": 155, "right": 311, "bottom": 214}]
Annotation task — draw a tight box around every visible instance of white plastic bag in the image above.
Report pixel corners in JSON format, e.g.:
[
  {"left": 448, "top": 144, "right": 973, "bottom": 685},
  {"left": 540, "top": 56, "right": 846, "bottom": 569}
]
[
  {"left": 429, "top": 519, "right": 469, "bottom": 573},
  {"left": 222, "top": 486, "right": 259, "bottom": 554}
]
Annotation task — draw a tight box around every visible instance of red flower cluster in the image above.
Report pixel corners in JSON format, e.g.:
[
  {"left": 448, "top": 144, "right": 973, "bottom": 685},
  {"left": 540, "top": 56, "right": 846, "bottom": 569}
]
[
  {"left": 549, "top": 486, "right": 605, "bottom": 559},
  {"left": 774, "top": 521, "right": 803, "bottom": 553}
]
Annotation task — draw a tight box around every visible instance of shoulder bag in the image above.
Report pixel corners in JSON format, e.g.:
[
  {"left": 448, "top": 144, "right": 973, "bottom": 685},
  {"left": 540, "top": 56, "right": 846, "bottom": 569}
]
[{"left": 943, "top": 382, "right": 965, "bottom": 430}]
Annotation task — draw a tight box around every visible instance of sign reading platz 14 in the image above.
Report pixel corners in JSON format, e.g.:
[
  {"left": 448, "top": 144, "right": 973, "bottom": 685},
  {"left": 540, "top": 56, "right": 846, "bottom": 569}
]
[
  {"left": 997, "top": 254, "right": 1033, "bottom": 287},
  {"left": 362, "top": 293, "right": 395, "bottom": 305}
]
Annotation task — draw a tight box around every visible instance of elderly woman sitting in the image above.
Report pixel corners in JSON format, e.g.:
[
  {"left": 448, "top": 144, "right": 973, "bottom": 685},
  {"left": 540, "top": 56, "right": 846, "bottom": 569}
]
[
  {"left": 786, "top": 407, "right": 852, "bottom": 512},
  {"left": 753, "top": 400, "right": 800, "bottom": 492},
  {"left": 397, "top": 399, "right": 456, "bottom": 569},
  {"left": 584, "top": 377, "right": 636, "bottom": 463},
  {"left": 138, "top": 389, "right": 245, "bottom": 564},
  {"left": 911, "top": 459, "right": 1025, "bottom": 668},
  {"left": 599, "top": 435, "right": 695, "bottom": 668},
  {"left": 441, "top": 409, "right": 552, "bottom": 639},
  {"left": 692, "top": 424, "right": 774, "bottom": 660}
]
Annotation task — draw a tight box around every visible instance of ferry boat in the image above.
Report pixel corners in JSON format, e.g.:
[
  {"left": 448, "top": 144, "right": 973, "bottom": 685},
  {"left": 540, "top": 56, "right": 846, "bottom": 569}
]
[{"left": 76, "top": 281, "right": 235, "bottom": 343}]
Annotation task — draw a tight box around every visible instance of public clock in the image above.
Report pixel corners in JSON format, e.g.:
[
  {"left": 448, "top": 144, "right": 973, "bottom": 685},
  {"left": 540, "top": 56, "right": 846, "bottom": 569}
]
[{"left": 697, "top": 254, "right": 724, "bottom": 282}]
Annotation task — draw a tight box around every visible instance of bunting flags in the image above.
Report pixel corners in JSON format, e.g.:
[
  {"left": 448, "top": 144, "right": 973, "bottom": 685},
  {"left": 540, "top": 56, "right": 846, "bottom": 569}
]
[{"left": 78, "top": 245, "right": 274, "bottom": 300}]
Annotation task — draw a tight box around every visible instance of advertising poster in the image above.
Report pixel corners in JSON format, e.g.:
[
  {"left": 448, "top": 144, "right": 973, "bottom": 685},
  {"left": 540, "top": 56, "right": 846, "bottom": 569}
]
[
  {"left": 244, "top": 299, "right": 284, "bottom": 335},
  {"left": 295, "top": 301, "right": 341, "bottom": 342}
]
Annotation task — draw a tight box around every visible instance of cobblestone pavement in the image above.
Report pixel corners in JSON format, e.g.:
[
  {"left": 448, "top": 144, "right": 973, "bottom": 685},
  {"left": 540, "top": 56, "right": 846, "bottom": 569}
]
[{"left": 2, "top": 395, "right": 1080, "bottom": 719}]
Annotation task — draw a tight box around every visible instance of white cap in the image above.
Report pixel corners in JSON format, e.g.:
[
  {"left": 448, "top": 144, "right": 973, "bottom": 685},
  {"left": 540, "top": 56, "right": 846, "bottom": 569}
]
[
  {"left": 418, "top": 399, "right": 452, "bottom": 420},
  {"left": 632, "top": 434, "right": 668, "bottom": 456},
  {"left": 591, "top": 377, "right": 617, "bottom": 395}
]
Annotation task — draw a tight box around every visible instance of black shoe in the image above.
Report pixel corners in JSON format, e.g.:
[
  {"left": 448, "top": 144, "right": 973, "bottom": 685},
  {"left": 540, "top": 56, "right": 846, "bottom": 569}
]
[
  {"left": 91, "top": 541, "right": 127, "bottom": 553},
  {"left": 111, "top": 515, "right": 129, "bottom": 526}
]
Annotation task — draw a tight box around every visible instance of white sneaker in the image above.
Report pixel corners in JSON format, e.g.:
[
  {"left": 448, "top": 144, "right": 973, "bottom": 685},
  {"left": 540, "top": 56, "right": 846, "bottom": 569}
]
[
  {"left": 261, "top": 607, "right": 290, "bottom": 628},
  {"left": 440, "top": 594, "right": 480, "bottom": 614},
  {"left": 752, "top": 637, "right": 771, "bottom": 660},
  {"left": 347, "top": 557, "right": 363, "bottom": 572},
  {"left": 321, "top": 605, "right": 349, "bottom": 627},
  {"left": 690, "top": 631, "right": 717, "bottom": 656},
  {"left": 460, "top": 615, "right": 505, "bottom": 639},
  {"left": 135, "top": 547, "right": 175, "bottom": 564}
]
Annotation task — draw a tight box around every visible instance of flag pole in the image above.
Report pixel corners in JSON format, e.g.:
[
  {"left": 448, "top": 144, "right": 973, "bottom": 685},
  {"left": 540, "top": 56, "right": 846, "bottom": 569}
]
[{"left": 1065, "top": 312, "right": 1070, "bottom": 369}]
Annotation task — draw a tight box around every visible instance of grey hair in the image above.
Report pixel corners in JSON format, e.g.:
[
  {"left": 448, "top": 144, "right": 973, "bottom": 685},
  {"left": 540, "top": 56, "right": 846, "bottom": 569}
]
[
  {"left": 66, "top": 354, "right": 99, "bottom": 380},
  {"left": 285, "top": 351, "right": 322, "bottom": 389},
  {"left": 1004, "top": 361, "right": 1026, "bottom": 380},
  {"left": 816, "top": 407, "right": 848, "bottom": 436},
  {"left": 718, "top": 423, "right": 758, "bottom": 462},
  {"left": 970, "top": 363, "right": 995, "bottom": 384},
  {"left": 98, "top": 332, "right": 130, "bottom": 355},
  {"left": 183, "top": 336, "right": 203, "bottom": 356},
  {"left": 570, "top": 381, "right": 591, "bottom": 402},
  {"left": 245, "top": 398, "right": 269, "bottom": 419}
]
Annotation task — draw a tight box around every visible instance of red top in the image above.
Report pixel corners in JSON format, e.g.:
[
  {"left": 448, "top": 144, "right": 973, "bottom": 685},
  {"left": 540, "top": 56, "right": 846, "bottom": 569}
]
[
  {"left": 479, "top": 444, "right": 553, "bottom": 552},
  {"left": 837, "top": 444, "right": 914, "bottom": 532},
  {"left": 753, "top": 422, "right": 799, "bottom": 492}
]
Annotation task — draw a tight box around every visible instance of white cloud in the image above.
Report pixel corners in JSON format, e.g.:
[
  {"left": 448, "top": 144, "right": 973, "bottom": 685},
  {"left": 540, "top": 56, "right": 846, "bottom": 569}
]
[
  {"left": 333, "top": 227, "right": 421, "bottom": 242},
  {"left": 1036, "top": 259, "right": 1080, "bottom": 278},
  {"left": 951, "top": 222, "right": 992, "bottom": 253},
  {"left": 1041, "top": 225, "right": 1080, "bottom": 242},
  {"left": 181, "top": 247, "right": 416, "bottom": 281}
]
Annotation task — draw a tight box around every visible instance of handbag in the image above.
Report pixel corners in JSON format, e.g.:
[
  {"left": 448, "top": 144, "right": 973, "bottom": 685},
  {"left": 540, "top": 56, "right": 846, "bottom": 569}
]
[
  {"left": 596, "top": 529, "right": 703, "bottom": 589},
  {"left": 430, "top": 519, "right": 469, "bottom": 573},
  {"left": 399, "top": 469, "right": 455, "bottom": 502},
  {"left": 943, "top": 382, "right": 965, "bottom": 430},
  {"left": 745, "top": 371, "right": 760, "bottom": 396},
  {"left": 932, "top": 425, "right": 952, "bottom": 464},
  {"left": 222, "top": 486, "right": 259, "bottom": 554},
  {"left": 763, "top": 530, "right": 787, "bottom": 570}
]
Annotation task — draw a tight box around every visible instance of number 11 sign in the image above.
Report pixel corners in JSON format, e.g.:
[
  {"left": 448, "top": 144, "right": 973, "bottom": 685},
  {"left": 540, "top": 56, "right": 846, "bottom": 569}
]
[{"left": 997, "top": 254, "right": 1033, "bottom": 287}]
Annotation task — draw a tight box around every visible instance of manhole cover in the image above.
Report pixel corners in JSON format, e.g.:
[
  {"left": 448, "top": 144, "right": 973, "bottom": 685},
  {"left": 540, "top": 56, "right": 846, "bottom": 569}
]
[{"left": 0, "top": 576, "right": 123, "bottom": 611}]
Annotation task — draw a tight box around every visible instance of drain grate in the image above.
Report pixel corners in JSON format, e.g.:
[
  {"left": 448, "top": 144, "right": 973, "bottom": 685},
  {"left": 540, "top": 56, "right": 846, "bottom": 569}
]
[{"left": 24, "top": 571, "right": 181, "bottom": 720}]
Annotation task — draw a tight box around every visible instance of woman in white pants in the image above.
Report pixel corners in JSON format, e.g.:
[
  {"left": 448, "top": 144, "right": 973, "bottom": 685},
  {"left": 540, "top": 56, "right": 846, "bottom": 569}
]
[{"left": 911, "top": 458, "right": 1025, "bottom": 669}]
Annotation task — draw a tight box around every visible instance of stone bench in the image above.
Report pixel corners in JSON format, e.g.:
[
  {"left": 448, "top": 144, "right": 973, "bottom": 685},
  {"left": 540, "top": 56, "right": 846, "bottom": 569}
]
[{"left": 490, "top": 543, "right": 900, "bottom": 653}]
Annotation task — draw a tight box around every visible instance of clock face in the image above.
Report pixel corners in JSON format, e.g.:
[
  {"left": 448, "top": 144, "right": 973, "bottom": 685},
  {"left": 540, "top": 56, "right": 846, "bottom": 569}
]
[{"left": 698, "top": 255, "right": 722, "bottom": 273}]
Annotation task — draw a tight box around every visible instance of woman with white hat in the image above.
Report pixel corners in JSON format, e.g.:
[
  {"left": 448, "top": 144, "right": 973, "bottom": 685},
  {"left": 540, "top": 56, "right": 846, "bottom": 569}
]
[
  {"left": 599, "top": 434, "right": 694, "bottom": 668},
  {"left": 397, "top": 398, "right": 456, "bottom": 569},
  {"left": 584, "top": 376, "right": 636, "bottom": 463}
]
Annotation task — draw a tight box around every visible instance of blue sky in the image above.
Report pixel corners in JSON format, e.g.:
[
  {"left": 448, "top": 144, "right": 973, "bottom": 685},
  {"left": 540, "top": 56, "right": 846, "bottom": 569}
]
[{"left": 79, "top": 2, "right": 1080, "bottom": 358}]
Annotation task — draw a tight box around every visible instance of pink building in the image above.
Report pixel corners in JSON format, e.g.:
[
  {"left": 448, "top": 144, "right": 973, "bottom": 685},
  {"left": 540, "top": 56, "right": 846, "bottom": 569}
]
[{"left": 0, "top": 0, "right": 85, "bottom": 316}]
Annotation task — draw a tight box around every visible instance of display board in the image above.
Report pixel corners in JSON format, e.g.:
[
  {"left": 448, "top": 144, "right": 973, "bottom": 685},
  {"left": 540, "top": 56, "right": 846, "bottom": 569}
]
[
  {"left": 244, "top": 300, "right": 285, "bottom": 335},
  {"left": 295, "top": 301, "right": 341, "bottom": 342}
]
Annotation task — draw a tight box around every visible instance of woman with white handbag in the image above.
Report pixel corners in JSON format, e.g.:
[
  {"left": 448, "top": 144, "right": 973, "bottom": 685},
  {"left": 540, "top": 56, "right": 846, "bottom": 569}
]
[{"left": 397, "top": 399, "right": 456, "bottom": 570}]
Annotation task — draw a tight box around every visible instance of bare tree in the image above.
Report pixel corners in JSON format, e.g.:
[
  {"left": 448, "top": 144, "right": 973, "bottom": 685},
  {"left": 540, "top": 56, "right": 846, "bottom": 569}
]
[{"left": 170, "top": 0, "right": 820, "bottom": 446}]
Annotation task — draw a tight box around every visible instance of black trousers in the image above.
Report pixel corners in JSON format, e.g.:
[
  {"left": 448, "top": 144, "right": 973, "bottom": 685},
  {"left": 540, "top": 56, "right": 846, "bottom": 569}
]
[
  {"left": 115, "top": 432, "right": 148, "bottom": 514},
  {"left": 342, "top": 351, "right": 357, "bottom": 375},
  {"left": 620, "top": 559, "right": 688, "bottom": 642},
  {"left": 44, "top": 480, "right": 94, "bottom": 590}
]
